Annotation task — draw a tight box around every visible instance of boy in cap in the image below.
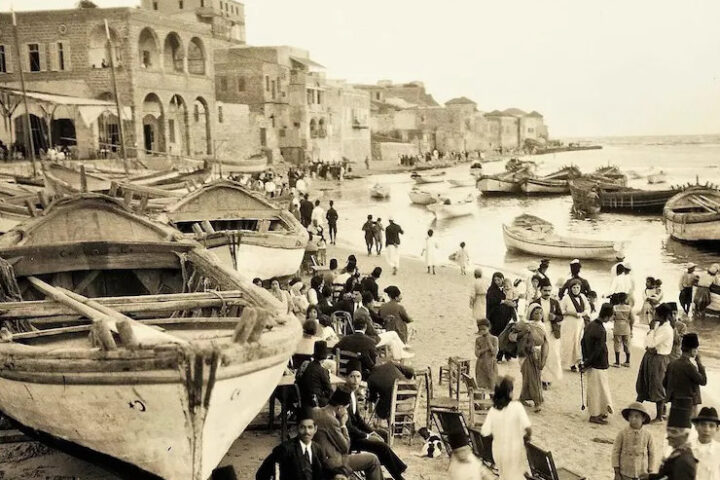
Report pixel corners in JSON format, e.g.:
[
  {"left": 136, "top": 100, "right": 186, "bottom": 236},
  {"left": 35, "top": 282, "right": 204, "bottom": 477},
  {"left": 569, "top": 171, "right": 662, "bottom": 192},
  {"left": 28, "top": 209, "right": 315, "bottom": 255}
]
[
  {"left": 612, "top": 292, "right": 635, "bottom": 368},
  {"left": 679, "top": 264, "right": 698, "bottom": 317},
  {"left": 664, "top": 333, "right": 707, "bottom": 418},
  {"left": 649, "top": 397, "right": 697, "bottom": 480},
  {"left": 691, "top": 406, "right": 720, "bottom": 480},
  {"left": 612, "top": 402, "right": 656, "bottom": 480},
  {"left": 447, "top": 431, "right": 483, "bottom": 480}
]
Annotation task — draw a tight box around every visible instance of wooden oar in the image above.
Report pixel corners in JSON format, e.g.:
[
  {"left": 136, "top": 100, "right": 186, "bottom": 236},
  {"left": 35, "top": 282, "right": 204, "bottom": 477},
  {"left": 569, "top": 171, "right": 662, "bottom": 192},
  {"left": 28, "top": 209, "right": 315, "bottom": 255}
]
[{"left": 26, "top": 276, "right": 187, "bottom": 346}]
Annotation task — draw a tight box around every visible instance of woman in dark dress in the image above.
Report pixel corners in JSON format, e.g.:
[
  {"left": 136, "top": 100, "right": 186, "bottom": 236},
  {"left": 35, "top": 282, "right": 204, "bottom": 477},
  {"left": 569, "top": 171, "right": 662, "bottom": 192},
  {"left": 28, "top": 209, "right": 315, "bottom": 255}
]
[{"left": 487, "top": 272, "right": 515, "bottom": 361}]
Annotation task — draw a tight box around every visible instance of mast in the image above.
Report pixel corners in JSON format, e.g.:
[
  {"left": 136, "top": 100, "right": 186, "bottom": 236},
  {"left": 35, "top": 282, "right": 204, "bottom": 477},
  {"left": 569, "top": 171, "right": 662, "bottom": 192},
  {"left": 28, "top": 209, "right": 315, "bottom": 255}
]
[
  {"left": 104, "top": 19, "right": 128, "bottom": 174},
  {"left": 11, "top": 10, "right": 38, "bottom": 177}
]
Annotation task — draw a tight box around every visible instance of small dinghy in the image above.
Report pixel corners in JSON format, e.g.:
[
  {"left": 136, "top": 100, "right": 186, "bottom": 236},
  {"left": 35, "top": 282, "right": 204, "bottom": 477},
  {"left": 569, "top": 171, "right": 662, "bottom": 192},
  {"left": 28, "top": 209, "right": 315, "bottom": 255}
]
[
  {"left": 408, "top": 188, "right": 439, "bottom": 205},
  {"left": 503, "top": 214, "right": 625, "bottom": 260},
  {"left": 426, "top": 194, "right": 476, "bottom": 219},
  {"left": 370, "top": 183, "right": 391, "bottom": 199},
  {"left": 664, "top": 188, "right": 720, "bottom": 242},
  {"left": 412, "top": 172, "right": 446, "bottom": 185},
  {"left": 647, "top": 170, "right": 668, "bottom": 184}
]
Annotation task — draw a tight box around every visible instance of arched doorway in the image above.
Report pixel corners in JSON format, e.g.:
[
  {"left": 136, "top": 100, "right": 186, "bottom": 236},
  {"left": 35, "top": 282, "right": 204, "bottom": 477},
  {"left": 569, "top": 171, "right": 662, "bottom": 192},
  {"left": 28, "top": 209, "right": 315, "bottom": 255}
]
[
  {"left": 142, "top": 93, "right": 165, "bottom": 155},
  {"left": 138, "top": 27, "right": 160, "bottom": 70},
  {"left": 187, "top": 37, "right": 206, "bottom": 75},
  {"left": 168, "top": 94, "right": 189, "bottom": 156},
  {"left": 193, "top": 97, "right": 211, "bottom": 156},
  {"left": 163, "top": 33, "right": 184, "bottom": 73}
]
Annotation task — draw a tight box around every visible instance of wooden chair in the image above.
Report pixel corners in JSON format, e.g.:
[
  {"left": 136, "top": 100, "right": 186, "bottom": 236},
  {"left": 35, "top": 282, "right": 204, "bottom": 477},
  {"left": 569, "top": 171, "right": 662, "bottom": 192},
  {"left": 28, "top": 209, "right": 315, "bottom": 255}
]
[
  {"left": 331, "top": 311, "right": 353, "bottom": 337},
  {"left": 429, "top": 407, "right": 473, "bottom": 457},
  {"left": 388, "top": 378, "right": 420, "bottom": 446},
  {"left": 468, "top": 427, "right": 496, "bottom": 471},
  {"left": 461, "top": 373, "right": 493, "bottom": 426},
  {"left": 525, "top": 442, "right": 586, "bottom": 480},
  {"left": 447, "top": 357, "right": 471, "bottom": 401},
  {"left": 335, "top": 348, "right": 361, "bottom": 377},
  {"left": 417, "top": 366, "right": 459, "bottom": 427}
]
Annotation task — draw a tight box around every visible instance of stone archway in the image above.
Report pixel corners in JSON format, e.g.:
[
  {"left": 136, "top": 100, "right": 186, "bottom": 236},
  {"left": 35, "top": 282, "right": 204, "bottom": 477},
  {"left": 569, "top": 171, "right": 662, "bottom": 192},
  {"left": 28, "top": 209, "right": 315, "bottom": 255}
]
[
  {"left": 193, "top": 97, "right": 211, "bottom": 156},
  {"left": 138, "top": 27, "right": 160, "bottom": 70},
  {"left": 163, "top": 32, "right": 184, "bottom": 73},
  {"left": 142, "top": 93, "right": 165, "bottom": 154},
  {"left": 187, "top": 37, "right": 206, "bottom": 75},
  {"left": 88, "top": 24, "right": 121, "bottom": 69},
  {"left": 168, "top": 94, "right": 189, "bottom": 156}
]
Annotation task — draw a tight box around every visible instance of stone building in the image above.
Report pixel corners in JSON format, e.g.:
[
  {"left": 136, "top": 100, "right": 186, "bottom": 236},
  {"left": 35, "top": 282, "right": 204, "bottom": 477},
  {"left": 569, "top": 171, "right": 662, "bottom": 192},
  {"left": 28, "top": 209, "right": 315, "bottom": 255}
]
[
  {"left": 485, "top": 108, "right": 548, "bottom": 151},
  {"left": 0, "top": 6, "right": 222, "bottom": 163}
]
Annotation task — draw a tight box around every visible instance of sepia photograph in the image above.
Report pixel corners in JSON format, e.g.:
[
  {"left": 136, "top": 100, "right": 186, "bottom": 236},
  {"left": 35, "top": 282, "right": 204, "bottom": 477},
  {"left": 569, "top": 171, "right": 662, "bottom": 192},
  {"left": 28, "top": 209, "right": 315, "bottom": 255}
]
[{"left": 0, "top": 0, "right": 719, "bottom": 479}]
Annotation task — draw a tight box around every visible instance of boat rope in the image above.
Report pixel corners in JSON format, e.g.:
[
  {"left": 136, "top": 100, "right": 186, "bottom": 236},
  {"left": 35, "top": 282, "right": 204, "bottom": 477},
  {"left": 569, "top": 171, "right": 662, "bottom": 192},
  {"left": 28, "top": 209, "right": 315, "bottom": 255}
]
[
  {"left": 0, "top": 257, "right": 22, "bottom": 302},
  {"left": 207, "top": 290, "right": 228, "bottom": 316}
]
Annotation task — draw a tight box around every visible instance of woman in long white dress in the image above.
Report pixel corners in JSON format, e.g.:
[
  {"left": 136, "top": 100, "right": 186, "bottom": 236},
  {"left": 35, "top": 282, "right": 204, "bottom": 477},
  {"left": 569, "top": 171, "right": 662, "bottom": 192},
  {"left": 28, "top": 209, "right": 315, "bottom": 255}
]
[
  {"left": 421, "top": 229, "right": 440, "bottom": 275},
  {"left": 480, "top": 376, "right": 532, "bottom": 480},
  {"left": 559, "top": 280, "right": 589, "bottom": 371}
]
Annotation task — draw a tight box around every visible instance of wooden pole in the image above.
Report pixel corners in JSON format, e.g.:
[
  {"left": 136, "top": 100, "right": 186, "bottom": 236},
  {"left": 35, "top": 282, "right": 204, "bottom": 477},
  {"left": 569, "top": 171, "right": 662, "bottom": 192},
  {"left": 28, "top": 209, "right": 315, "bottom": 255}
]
[
  {"left": 11, "top": 11, "right": 37, "bottom": 178},
  {"left": 104, "top": 19, "right": 129, "bottom": 175}
]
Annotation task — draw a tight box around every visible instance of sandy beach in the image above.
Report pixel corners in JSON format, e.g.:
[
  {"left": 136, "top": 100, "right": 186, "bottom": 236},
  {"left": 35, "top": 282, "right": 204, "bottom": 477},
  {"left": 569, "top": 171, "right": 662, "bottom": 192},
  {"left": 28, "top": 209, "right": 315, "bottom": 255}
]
[{"left": 4, "top": 240, "right": 718, "bottom": 480}]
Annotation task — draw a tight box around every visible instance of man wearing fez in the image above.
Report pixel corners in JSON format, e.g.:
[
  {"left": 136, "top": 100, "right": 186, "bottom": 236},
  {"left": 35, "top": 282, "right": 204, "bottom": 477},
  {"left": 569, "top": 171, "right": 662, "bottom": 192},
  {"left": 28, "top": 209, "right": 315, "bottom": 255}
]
[
  {"left": 645, "top": 397, "right": 697, "bottom": 480},
  {"left": 255, "top": 407, "right": 333, "bottom": 480},
  {"left": 343, "top": 359, "right": 408, "bottom": 480},
  {"left": 313, "top": 388, "right": 383, "bottom": 480},
  {"left": 664, "top": 332, "right": 707, "bottom": 419},
  {"left": 296, "top": 341, "right": 333, "bottom": 407}
]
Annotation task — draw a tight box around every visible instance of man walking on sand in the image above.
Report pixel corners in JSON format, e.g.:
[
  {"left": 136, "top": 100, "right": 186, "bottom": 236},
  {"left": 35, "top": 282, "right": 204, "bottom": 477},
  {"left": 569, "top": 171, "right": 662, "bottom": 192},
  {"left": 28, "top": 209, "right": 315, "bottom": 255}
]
[
  {"left": 581, "top": 303, "right": 614, "bottom": 425},
  {"left": 384, "top": 217, "right": 404, "bottom": 275},
  {"left": 326, "top": 200, "right": 338, "bottom": 245}
]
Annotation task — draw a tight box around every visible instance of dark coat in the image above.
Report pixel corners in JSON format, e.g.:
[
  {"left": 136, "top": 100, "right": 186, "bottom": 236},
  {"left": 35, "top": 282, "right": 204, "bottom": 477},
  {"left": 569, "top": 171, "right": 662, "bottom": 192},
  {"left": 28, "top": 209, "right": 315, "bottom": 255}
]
[
  {"left": 334, "top": 298, "right": 361, "bottom": 317},
  {"left": 649, "top": 446, "right": 697, "bottom": 480},
  {"left": 558, "top": 275, "right": 592, "bottom": 299},
  {"left": 664, "top": 356, "right": 707, "bottom": 405},
  {"left": 529, "top": 297, "right": 563, "bottom": 338},
  {"left": 360, "top": 276, "right": 380, "bottom": 302},
  {"left": 581, "top": 319, "right": 609, "bottom": 370},
  {"left": 346, "top": 394, "right": 374, "bottom": 442},
  {"left": 326, "top": 207, "right": 338, "bottom": 224},
  {"left": 367, "top": 362, "right": 414, "bottom": 420},
  {"left": 486, "top": 284, "right": 513, "bottom": 337},
  {"left": 378, "top": 300, "right": 412, "bottom": 343},
  {"left": 255, "top": 437, "right": 330, "bottom": 480},
  {"left": 362, "top": 221, "right": 375, "bottom": 241},
  {"left": 385, "top": 223, "right": 403, "bottom": 246},
  {"left": 300, "top": 200, "right": 314, "bottom": 220},
  {"left": 296, "top": 360, "right": 333, "bottom": 407},
  {"left": 335, "top": 332, "right": 378, "bottom": 376}
]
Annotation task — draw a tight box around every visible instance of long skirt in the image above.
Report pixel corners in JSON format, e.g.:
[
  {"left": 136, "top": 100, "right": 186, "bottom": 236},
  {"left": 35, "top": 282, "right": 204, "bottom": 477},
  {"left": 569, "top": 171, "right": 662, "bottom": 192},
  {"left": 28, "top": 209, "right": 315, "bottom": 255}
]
[
  {"left": 520, "top": 351, "right": 543, "bottom": 406},
  {"left": 542, "top": 321, "right": 563, "bottom": 384},
  {"left": 560, "top": 316, "right": 584, "bottom": 369},
  {"left": 475, "top": 353, "right": 498, "bottom": 390},
  {"left": 586, "top": 368, "right": 613, "bottom": 417},
  {"left": 636, "top": 351, "right": 670, "bottom": 403}
]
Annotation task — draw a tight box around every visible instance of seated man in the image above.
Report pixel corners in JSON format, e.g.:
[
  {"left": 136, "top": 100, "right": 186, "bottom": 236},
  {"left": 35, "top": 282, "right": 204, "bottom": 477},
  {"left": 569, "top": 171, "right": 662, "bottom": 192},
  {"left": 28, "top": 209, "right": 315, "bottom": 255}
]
[
  {"left": 296, "top": 341, "right": 333, "bottom": 407},
  {"left": 313, "top": 389, "right": 383, "bottom": 480},
  {"left": 335, "top": 316, "right": 378, "bottom": 378},
  {"left": 256, "top": 407, "right": 336, "bottom": 480},
  {"left": 367, "top": 358, "right": 415, "bottom": 421},
  {"left": 345, "top": 360, "right": 408, "bottom": 480}
]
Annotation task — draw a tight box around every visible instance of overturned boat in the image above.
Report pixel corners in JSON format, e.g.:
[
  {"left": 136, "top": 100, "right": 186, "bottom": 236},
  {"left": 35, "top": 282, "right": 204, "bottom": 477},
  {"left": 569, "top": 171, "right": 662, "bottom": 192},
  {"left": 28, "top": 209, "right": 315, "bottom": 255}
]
[
  {"left": 0, "top": 194, "right": 299, "bottom": 480},
  {"left": 159, "top": 180, "right": 308, "bottom": 280}
]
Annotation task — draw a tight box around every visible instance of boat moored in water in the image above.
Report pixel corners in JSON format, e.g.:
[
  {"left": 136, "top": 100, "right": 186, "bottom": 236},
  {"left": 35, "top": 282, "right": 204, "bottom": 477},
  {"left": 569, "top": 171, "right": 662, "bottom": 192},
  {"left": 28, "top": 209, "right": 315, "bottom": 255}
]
[{"left": 370, "top": 184, "right": 391, "bottom": 199}]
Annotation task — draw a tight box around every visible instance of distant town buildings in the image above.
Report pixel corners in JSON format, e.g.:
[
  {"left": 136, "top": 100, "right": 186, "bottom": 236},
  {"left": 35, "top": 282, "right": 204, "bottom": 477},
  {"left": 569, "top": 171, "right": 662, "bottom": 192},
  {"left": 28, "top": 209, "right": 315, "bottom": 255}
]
[{"left": 0, "top": 4, "right": 546, "bottom": 168}]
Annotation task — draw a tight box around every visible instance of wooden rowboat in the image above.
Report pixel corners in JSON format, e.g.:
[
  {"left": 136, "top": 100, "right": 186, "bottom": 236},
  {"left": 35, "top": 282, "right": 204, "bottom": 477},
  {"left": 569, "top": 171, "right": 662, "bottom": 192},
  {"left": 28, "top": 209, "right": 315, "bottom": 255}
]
[
  {"left": 408, "top": 188, "right": 439, "bottom": 205},
  {"left": 477, "top": 174, "right": 522, "bottom": 194},
  {"left": 664, "top": 188, "right": 720, "bottom": 242},
  {"left": 412, "top": 172, "right": 446, "bottom": 185},
  {"left": 370, "top": 184, "right": 390, "bottom": 199},
  {"left": 503, "top": 215, "right": 625, "bottom": 260},
  {"left": 0, "top": 195, "right": 299, "bottom": 480},
  {"left": 159, "top": 180, "right": 308, "bottom": 280},
  {"left": 570, "top": 178, "right": 678, "bottom": 214},
  {"left": 426, "top": 195, "right": 476, "bottom": 219},
  {"left": 520, "top": 165, "right": 581, "bottom": 195},
  {"left": 647, "top": 171, "right": 668, "bottom": 184}
]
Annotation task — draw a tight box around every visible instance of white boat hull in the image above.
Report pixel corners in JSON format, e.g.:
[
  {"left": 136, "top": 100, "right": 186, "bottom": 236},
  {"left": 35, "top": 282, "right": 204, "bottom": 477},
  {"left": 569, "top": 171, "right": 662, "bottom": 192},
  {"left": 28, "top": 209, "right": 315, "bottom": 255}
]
[
  {"left": 428, "top": 201, "right": 475, "bottom": 219},
  {"left": 408, "top": 191, "right": 438, "bottom": 205},
  {"left": 647, "top": 174, "right": 667, "bottom": 184},
  {"left": 0, "top": 359, "right": 287, "bottom": 480},
  {"left": 503, "top": 225, "right": 621, "bottom": 260},
  {"left": 448, "top": 179, "right": 476, "bottom": 188},
  {"left": 664, "top": 219, "right": 720, "bottom": 242},
  {"left": 477, "top": 177, "right": 519, "bottom": 193},
  {"left": 520, "top": 180, "right": 569, "bottom": 194},
  {"left": 209, "top": 242, "right": 306, "bottom": 279}
]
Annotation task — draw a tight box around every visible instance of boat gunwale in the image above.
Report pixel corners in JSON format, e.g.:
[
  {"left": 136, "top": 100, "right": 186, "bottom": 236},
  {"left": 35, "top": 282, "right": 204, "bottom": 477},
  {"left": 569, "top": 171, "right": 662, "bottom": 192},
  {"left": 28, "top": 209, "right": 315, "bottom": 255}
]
[{"left": 502, "top": 224, "right": 618, "bottom": 249}]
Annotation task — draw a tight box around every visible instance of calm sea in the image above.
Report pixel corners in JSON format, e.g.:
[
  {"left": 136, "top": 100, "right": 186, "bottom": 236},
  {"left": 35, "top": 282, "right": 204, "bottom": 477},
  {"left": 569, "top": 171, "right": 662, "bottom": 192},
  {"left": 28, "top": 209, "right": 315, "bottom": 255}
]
[{"left": 323, "top": 134, "right": 720, "bottom": 348}]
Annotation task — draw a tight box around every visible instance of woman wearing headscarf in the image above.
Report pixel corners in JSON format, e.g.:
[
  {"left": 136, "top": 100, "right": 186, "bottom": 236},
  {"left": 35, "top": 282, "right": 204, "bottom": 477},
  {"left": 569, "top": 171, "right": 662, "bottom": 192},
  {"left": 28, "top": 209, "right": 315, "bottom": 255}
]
[
  {"left": 469, "top": 268, "right": 489, "bottom": 322},
  {"left": 486, "top": 272, "right": 515, "bottom": 360},
  {"left": 515, "top": 303, "right": 549, "bottom": 413},
  {"left": 560, "top": 279, "right": 589, "bottom": 372},
  {"left": 480, "top": 376, "right": 532, "bottom": 480},
  {"left": 636, "top": 303, "right": 675, "bottom": 422},
  {"left": 268, "top": 277, "right": 291, "bottom": 315}
]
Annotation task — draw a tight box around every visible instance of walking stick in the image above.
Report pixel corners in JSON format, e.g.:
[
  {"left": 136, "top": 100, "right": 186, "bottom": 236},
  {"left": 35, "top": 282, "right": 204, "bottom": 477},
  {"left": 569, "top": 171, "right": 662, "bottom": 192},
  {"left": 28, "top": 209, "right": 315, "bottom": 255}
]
[{"left": 580, "top": 365, "right": 586, "bottom": 411}]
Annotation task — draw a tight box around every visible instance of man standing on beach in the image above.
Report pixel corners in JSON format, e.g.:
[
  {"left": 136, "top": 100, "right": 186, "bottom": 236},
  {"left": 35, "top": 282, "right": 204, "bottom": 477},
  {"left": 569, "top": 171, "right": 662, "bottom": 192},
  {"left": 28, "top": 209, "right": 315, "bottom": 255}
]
[
  {"left": 311, "top": 200, "right": 325, "bottom": 230},
  {"left": 385, "top": 217, "right": 404, "bottom": 275},
  {"left": 300, "top": 194, "right": 314, "bottom": 228},
  {"left": 326, "top": 200, "right": 338, "bottom": 245},
  {"left": 581, "top": 303, "right": 614, "bottom": 425},
  {"left": 362, "top": 215, "right": 375, "bottom": 256}
]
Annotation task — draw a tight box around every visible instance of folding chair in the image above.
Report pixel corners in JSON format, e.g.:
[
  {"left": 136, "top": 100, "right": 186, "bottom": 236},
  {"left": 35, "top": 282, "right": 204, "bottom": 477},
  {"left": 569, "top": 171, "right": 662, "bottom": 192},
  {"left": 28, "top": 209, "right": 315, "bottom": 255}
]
[
  {"left": 430, "top": 407, "right": 475, "bottom": 457},
  {"left": 525, "top": 442, "right": 586, "bottom": 480},
  {"left": 388, "top": 378, "right": 420, "bottom": 446},
  {"left": 468, "top": 427, "right": 496, "bottom": 471},
  {"left": 417, "top": 366, "right": 459, "bottom": 427},
  {"left": 335, "top": 348, "right": 361, "bottom": 377},
  {"left": 461, "top": 373, "right": 493, "bottom": 426}
]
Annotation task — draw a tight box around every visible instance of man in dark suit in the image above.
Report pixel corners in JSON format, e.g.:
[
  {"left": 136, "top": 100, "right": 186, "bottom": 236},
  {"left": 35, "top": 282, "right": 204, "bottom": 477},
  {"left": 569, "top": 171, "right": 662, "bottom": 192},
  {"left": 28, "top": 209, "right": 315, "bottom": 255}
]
[
  {"left": 664, "top": 333, "right": 707, "bottom": 418},
  {"left": 256, "top": 408, "right": 335, "bottom": 480},
  {"left": 296, "top": 341, "right": 333, "bottom": 407},
  {"left": 367, "top": 359, "right": 415, "bottom": 421},
  {"left": 360, "top": 267, "right": 382, "bottom": 302},
  {"left": 335, "top": 316, "right": 378, "bottom": 377},
  {"left": 299, "top": 193, "right": 314, "bottom": 228},
  {"left": 345, "top": 360, "right": 408, "bottom": 480},
  {"left": 335, "top": 287, "right": 363, "bottom": 317}
]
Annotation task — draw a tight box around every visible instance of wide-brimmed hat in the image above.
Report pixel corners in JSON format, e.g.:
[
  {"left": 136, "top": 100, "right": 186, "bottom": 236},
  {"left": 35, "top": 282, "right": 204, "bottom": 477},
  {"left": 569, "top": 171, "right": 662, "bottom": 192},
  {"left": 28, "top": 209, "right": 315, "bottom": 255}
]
[
  {"left": 692, "top": 406, "right": 720, "bottom": 424},
  {"left": 621, "top": 402, "right": 651, "bottom": 424}
]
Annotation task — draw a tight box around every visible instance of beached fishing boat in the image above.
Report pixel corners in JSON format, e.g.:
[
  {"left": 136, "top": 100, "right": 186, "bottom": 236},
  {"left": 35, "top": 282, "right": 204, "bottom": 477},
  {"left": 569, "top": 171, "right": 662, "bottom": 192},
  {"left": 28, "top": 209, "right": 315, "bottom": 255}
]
[
  {"left": 664, "top": 188, "right": 720, "bottom": 242},
  {"left": 477, "top": 173, "right": 523, "bottom": 194},
  {"left": 412, "top": 171, "right": 446, "bottom": 185},
  {"left": 159, "top": 180, "right": 308, "bottom": 280},
  {"left": 427, "top": 195, "right": 476, "bottom": 219},
  {"left": 0, "top": 194, "right": 299, "bottom": 480},
  {"left": 520, "top": 165, "right": 581, "bottom": 195},
  {"left": 370, "top": 183, "right": 391, "bottom": 199},
  {"left": 593, "top": 166, "right": 628, "bottom": 186},
  {"left": 570, "top": 178, "right": 678, "bottom": 214},
  {"left": 408, "top": 188, "right": 439, "bottom": 205},
  {"left": 503, "top": 215, "right": 624, "bottom": 260}
]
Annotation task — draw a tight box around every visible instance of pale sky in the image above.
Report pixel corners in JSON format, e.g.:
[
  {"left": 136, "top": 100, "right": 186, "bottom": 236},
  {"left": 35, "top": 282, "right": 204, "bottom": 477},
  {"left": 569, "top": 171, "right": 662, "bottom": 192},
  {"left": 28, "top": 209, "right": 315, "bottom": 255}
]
[{"left": 10, "top": 0, "right": 720, "bottom": 137}]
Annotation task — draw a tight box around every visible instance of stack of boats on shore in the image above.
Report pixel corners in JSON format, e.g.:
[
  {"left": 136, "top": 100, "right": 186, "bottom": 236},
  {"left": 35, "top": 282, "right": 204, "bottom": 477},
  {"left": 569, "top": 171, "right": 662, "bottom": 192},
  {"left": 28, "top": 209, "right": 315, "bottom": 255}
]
[{"left": 0, "top": 194, "right": 301, "bottom": 480}]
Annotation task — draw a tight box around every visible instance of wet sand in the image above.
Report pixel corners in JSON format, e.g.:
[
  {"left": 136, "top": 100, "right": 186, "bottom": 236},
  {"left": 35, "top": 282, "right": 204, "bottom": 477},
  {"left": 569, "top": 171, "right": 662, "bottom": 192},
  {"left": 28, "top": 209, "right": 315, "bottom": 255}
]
[{"left": 2, "top": 243, "right": 719, "bottom": 479}]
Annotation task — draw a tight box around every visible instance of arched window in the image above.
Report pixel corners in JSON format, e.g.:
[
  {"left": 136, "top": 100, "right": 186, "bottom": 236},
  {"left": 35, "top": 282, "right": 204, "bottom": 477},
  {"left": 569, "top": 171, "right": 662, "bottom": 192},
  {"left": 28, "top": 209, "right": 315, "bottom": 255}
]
[
  {"left": 163, "top": 33, "right": 184, "bottom": 73},
  {"left": 138, "top": 28, "right": 160, "bottom": 70},
  {"left": 187, "top": 37, "right": 205, "bottom": 75}
]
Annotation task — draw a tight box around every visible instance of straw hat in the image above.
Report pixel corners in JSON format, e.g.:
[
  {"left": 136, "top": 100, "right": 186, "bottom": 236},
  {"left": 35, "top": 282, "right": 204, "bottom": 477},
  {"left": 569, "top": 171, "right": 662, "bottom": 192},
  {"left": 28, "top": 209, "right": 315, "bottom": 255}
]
[{"left": 621, "top": 402, "right": 651, "bottom": 424}]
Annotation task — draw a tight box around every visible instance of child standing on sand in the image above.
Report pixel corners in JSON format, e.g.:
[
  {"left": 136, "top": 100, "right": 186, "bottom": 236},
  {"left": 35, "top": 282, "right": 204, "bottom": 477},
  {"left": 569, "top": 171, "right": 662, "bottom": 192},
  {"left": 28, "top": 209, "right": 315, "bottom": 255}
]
[
  {"left": 475, "top": 319, "right": 499, "bottom": 389},
  {"left": 612, "top": 292, "right": 634, "bottom": 368},
  {"left": 612, "top": 402, "right": 655, "bottom": 480},
  {"left": 452, "top": 241, "right": 471, "bottom": 275}
]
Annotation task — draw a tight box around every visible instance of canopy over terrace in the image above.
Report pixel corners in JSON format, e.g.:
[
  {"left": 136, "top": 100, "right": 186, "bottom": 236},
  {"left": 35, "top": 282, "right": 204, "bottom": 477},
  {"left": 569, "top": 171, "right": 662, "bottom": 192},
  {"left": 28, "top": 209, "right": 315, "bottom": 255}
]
[{"left": 0, "top": 86, "right": 132, "bottom": 159}]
